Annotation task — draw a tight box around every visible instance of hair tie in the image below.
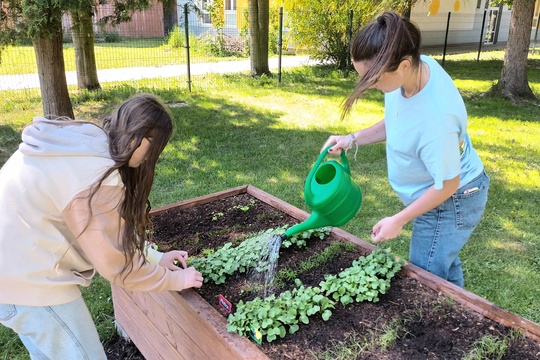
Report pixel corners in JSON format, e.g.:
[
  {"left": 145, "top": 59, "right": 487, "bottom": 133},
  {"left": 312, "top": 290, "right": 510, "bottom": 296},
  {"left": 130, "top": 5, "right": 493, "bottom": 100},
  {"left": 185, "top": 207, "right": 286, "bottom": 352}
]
[{"left": 377, "top": 16, "right": 384, "bottom": 26}]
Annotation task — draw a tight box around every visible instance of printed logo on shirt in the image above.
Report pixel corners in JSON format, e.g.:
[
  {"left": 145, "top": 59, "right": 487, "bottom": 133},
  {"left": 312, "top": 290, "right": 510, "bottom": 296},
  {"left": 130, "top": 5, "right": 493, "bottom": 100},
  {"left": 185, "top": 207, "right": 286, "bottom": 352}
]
[{"left": 459, "top": 140, "right": 467, "bottom": 158}]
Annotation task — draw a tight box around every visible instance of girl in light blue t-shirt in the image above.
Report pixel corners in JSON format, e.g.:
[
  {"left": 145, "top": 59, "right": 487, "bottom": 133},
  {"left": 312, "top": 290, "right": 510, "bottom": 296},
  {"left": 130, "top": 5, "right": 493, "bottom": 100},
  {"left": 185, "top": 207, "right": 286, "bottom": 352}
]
[{"left": 322, "top": 12, "right": 489, "bottom": 288}]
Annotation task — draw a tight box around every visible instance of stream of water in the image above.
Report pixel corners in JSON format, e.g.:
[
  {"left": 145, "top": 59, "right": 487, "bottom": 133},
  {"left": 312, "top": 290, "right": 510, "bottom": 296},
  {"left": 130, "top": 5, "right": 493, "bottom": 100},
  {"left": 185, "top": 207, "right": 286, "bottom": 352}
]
[{"left": 248, "top": 233, "right": 283, "bottom": 298}]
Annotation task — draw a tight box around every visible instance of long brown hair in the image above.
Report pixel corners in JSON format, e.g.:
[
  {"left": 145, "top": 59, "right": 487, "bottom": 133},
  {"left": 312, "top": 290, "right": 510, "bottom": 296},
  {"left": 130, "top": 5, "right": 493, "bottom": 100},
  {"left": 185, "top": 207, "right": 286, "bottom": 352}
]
[
  {"left": 95, "top": 93, "right": 174, "bottom": 275},
  {"left": 342, "top": 12, "right": 422, "bottom": 118}
]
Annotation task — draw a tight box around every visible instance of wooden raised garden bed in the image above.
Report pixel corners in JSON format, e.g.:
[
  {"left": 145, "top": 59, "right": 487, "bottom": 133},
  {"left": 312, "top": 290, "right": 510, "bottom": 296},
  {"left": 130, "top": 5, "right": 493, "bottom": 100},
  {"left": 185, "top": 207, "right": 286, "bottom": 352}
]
[{"left": 111, "top": 184, "right": 540, "bottom": 359}]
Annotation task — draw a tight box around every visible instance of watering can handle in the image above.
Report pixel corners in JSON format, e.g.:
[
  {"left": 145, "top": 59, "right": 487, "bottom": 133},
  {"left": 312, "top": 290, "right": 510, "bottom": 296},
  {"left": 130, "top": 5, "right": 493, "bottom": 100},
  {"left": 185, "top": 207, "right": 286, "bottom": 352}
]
[{"left": 304, "top": 146, "right": 351, "bottom": 198}]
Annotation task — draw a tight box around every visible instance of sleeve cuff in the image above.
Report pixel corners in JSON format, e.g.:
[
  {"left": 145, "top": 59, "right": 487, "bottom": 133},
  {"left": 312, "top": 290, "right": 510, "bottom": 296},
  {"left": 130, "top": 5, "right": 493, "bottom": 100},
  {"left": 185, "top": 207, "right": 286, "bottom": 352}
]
[{"left": 145, "top": 244, "right": 164, "bottom": 266}]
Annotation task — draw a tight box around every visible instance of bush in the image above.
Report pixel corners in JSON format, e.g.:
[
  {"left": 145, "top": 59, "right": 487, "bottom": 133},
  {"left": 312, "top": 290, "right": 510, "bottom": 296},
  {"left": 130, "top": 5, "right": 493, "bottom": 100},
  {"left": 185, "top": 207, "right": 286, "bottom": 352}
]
[
  {"left": 167, "top": 25, "right": 184, "bottom": 49},
  {"left": 103, "top": 31, "right": 121, "bottom": 43},
  {"left": 198, "top": 33, "right": 247, "bottom": 57},
  {"left": 283, "top": 0, "right": 403, "bottom": 69}
]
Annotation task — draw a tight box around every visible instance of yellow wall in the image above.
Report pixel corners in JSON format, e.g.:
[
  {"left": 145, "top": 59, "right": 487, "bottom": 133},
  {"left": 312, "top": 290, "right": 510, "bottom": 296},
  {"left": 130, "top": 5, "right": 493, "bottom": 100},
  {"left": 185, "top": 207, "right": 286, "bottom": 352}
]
[
  {"left": 236, "top": 0, "right": 248, "bottom": 29},
  {"left": 235, "top": 0, "right": 282, "bottom": 30}
]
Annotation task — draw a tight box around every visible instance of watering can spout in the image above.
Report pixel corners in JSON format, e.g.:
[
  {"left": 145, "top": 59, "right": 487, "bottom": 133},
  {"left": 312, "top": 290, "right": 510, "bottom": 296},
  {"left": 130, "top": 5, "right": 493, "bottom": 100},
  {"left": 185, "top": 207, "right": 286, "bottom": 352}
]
[
  {"left": 283, "top": 212, "right": 327, "bottom": 239},
  {"left": 282, "top": 146, "right": 362, "bottom": 239}
]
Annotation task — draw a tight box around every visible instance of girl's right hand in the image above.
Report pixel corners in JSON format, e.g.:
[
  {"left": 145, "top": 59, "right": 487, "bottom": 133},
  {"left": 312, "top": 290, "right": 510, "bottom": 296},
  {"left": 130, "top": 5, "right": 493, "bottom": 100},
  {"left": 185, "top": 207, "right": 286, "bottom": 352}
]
[
  {"left": 321, "top": 134, "right": 356, "bottom": 155},
  {"left": 183, "top": 267, "right": 204, "bottom": 289}
]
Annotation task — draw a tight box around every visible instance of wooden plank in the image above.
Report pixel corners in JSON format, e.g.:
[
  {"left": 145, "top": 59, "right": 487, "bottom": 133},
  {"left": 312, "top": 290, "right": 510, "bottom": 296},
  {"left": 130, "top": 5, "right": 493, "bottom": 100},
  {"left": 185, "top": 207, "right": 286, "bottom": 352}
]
[
  {"left": 112, "top": 285, "right": 193, "bottom": 359},
  {"left": 178, "top": 289, "right": 269, "bottom": 360},
  {"left": 146, "top": 289, "right": 269, "bottom": 360},
  {"left": 246, "top": 185, "right": 310, "bottom": 221},
  {"left": 113, "top": 298, "right": 162, "bottom": 359},
  {"left": 150, "top": 185, "right": 248, "bottom": 216},
  {"left": 115, "top": 285, "right": 240, "bottom": 360}
]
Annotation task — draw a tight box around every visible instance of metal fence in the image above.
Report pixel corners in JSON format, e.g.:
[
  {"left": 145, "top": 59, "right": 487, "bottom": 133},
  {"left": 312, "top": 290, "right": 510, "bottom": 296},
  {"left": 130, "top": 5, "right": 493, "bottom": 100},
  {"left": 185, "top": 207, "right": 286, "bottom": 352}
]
[
  {"left": 0, "top": 2, "right": 296, "bottom": 93},
  {"left": 1, "top": 3, "right": 538, "bottom": 95}
]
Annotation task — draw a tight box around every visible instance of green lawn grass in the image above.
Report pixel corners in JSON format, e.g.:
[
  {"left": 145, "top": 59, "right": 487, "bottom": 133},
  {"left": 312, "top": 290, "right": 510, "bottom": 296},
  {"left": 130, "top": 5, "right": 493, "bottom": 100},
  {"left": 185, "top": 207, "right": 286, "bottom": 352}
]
[{"left": 1, "top": 50, "right": 539, "bottom": 359}]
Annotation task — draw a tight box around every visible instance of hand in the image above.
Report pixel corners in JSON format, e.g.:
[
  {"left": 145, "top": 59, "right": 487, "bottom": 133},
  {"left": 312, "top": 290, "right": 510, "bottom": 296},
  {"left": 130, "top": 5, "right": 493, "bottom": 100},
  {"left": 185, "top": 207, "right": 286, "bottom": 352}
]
[
  {"left": 159, "top": 250, "right": 188, "bottom": 270},
  {"left": 321, "top": 134, "right": 355, "bottom": 155},
  {"left": 371, "top": 216, "right": 404, "bottom": 243},
  {"left": 182, "top": 267, "right": 204, "bottom": 289}
]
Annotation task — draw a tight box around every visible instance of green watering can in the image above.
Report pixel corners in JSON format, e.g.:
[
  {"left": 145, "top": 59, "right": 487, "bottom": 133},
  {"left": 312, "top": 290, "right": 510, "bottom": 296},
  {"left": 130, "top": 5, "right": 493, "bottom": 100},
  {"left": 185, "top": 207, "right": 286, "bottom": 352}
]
[{"left": 281, "top": 146, "right": 362, "bottom": 240}]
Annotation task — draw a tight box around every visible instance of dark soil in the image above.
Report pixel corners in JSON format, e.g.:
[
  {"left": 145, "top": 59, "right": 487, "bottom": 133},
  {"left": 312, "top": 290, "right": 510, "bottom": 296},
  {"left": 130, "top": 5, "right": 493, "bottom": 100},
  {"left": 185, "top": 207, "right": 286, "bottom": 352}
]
[{"left": 105, "top": 193, "right": 540, "bottom": 360}]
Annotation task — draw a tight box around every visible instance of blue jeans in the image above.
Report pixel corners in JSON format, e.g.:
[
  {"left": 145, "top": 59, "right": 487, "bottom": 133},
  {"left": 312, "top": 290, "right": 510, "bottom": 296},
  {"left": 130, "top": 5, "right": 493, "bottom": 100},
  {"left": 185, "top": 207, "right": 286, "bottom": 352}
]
[
  {"left": 409, "top": 170, "right": 490, "bottom": 288},
  {"left": 0, "top": 297, "right": 106, "bottom": 360}
]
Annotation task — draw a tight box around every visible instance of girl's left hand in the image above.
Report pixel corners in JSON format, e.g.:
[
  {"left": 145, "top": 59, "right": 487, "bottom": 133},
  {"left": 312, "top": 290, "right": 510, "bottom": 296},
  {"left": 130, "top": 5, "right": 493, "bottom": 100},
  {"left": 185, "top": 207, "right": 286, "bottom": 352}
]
[
  {"left": 371, "top": 217, "right": 403, "bottom": 243},
  {"left": 159, "top": 250, "right": 188, "bottom": 270}
]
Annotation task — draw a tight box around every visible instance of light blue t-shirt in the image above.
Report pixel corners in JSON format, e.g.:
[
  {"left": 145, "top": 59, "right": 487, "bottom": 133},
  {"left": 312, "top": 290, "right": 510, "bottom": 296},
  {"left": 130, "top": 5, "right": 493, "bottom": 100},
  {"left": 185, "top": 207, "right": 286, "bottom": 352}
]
[{"left": 384, "top": 55, "right": 483, "bottom": 206}]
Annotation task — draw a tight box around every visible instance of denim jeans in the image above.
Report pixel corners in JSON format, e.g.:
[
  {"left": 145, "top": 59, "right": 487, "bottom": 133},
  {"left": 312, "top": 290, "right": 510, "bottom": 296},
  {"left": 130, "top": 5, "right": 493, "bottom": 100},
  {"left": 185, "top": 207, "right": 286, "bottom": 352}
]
[
  {"left": 409, "top": 170, "right": 490, "bottom": 288},
  {"left": 0, "top": 297, "right": 106, "bottom": 360}
]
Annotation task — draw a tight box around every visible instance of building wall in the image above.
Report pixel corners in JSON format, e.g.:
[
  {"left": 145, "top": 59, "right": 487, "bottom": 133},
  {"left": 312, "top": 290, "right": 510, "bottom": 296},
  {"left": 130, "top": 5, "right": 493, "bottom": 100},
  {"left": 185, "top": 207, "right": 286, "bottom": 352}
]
[
  {"left": 411, "top": 0, "right": 511, "bottom": 46},
  {"left": 177, "top": 0, "right": 539, "bottom": 47},
  {"left": 94, "top": 2, "right": 165, "bottom": 38},
  {"left": 62, "top": 1, "right": 165, "bottom": 38}
]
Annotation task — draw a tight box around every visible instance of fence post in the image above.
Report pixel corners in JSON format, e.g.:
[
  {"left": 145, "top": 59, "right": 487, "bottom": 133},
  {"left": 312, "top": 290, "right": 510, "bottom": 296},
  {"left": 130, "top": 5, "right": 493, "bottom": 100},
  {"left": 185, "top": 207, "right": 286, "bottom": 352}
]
[
  {"left": 442, "top": 12, "right": 451, "bottom": 68},
  {"left": 278, "top": 6, "right": 284, "bottom": 83},
  {"left": 477, "top": 10, "right": 487, "bottom": 62},
  {"left": 184, "top": 3, "right": 192, "bottom": 92},
  {"left": 531, "top": 15, "right": 540, "bottom": 54}
]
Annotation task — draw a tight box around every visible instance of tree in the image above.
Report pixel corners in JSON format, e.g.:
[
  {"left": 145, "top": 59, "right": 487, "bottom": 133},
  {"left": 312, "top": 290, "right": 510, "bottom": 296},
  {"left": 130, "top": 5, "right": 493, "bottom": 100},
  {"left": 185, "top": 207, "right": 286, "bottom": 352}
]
[
  {"left": 23, "top": 0, "right": 75, "bottom": 118},
  {"left": 69, "top": 0, "right": 165, "bottom": 91},
  {"left": 248, "top": 0, "right": 271, "bottom": 76},
  {"left": 488, "top": 0, "right": 537, "bottom": 101},
  {"left": 284, "top": 0, "right": 412, "bottom": 70},
  {"left": 399, "top": 0, "right": 415, "bottom": 19},
  {"left": 71, "top": 0, "right": 177, "bottom": 91},
  {"left": 70, "top": 1, "right": 101, "bottom": 91},
  {"left": 1, "top": 0, "right": 174, "bottom": 117}
]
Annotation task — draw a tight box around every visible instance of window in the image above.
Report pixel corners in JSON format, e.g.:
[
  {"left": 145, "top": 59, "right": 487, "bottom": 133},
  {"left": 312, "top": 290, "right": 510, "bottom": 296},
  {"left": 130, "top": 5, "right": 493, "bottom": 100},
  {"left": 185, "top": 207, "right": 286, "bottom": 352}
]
[
  {"left": 225, "top": 0, "right": 236, "bottom": 11},
  {"left": 196, "top": 0, "right": 212, "bottom": 25}
]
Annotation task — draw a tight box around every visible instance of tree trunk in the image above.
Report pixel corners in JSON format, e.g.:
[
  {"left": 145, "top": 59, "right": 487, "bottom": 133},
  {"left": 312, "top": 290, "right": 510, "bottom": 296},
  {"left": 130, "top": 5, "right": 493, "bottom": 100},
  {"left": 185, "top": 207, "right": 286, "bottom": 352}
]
[
  {"left": 163, "top": 1, "right": 177, "bottom": 36},
  {"left": 494, "top": 0, "right": 536, "bottom": 100},
  {"left": 248, "top": 0, "right": 271, "bottom": 76},
  {"left": 33, "top": 24, "right": 74, "bottom": 119},
  {"left": 71, "top": 9, "right": 101, "bottom": 91},
  {"left": 402, "top": 0, "right": 413, "bottom": 19}
]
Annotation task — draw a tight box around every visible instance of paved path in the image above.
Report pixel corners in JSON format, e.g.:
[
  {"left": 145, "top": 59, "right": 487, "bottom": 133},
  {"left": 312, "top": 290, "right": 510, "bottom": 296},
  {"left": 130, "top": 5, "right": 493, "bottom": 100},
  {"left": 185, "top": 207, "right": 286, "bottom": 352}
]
[
  {"left": 0, "top": 42, "right": 512, "bottom": 92},
  {"left": 0, "top": 55, "right": 316, "bottom": 91}
]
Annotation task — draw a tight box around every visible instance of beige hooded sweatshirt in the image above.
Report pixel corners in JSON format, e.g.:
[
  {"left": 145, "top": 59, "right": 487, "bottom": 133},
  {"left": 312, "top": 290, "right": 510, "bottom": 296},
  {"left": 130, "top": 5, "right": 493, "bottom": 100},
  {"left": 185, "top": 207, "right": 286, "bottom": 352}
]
[{"left": 0, "top": 118, "right": 185, "bottom": 306}]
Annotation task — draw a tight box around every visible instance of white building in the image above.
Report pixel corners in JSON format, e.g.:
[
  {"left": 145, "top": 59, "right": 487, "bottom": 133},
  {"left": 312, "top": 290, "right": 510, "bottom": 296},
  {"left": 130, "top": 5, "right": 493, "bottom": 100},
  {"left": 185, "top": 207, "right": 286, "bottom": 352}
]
[
  {"left": 178, "top": 0, "right": 540, "bottom": 47},
  {"left": 411, "top": 0, "right": 512, "bottom": 46}
]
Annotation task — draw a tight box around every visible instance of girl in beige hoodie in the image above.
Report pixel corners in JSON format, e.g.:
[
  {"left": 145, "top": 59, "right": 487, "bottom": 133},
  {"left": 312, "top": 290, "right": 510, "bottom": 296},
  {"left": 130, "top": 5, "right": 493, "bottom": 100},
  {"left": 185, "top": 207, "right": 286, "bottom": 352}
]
[{"left": 0, "top": 93, "right": 203, "bottom": 359}]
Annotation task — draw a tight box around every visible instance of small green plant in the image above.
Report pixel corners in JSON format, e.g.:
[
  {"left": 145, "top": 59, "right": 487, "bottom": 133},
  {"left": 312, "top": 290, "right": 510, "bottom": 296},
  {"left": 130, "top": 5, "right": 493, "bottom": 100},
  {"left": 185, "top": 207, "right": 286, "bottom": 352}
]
[
  {"left": 309, "top": 332, "right": 369, "bottom": 359},
  {"left": 232, "top": 200, "right": 255, "bottom": 212},
  {"left": 377, "top": 318, "right": 401, "bottom": 351},
  {"left": 227, "top": 279, "right": 334, "bottom": 342},
  {"left": 274, "top": 241, "right": 353, "bottom": 288},
  {"left": 299, "top": 241, "right": 352, "bottom": 272},
  {"left": 210, "top": 200, "right": 255, "bottom": 220},
  {"left": 200, "top": 248, "right": 215, "bottom": 257},
  {"left": 463, "top": 334, "right": 509, "bottom": 360},
  {"left": 188, "top": 227, "right": 331, "bottom": 284},
  {"left": 319, "top": 248, "right": 404, "bottom": 305},
  {"left": 281, "top": 226, "right": 331, "bottom": 249},
  {"left": 228, "top": 248, "right": 404, "bottom": 343}
]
